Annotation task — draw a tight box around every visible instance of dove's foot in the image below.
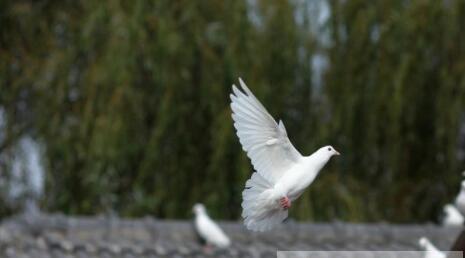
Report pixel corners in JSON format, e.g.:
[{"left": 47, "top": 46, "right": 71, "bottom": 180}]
[{"left": 280, "top": 196, "right": 291, "bottom": 209}]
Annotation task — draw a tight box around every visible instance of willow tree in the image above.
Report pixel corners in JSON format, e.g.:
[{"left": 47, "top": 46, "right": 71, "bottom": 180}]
[{"left": 1, "top": 0, "right": 465, "bottom": 222}]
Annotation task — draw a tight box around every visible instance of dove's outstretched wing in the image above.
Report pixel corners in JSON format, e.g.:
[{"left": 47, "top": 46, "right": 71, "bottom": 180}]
[{"left": 230, "top": 78, "right": 302, "bottom": 183}]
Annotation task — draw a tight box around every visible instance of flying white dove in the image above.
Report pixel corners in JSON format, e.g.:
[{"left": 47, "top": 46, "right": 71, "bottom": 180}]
[
  {"left": 442, "top": 204, "right": 464, "bottom": 226},
  {"left": 230, "top": 78, "right": 340, "bottom": 232},
  {"left": 193, "top": 203, "right": 231, "bottom": 248},
  {"left": 455, "top": 179, "right": 465, "bottom": 215},
  {"left": 419, "top": 237, "right": 446, "bottom": 258}
]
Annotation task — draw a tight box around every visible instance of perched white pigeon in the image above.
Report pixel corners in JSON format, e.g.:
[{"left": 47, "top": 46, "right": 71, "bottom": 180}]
[
  {"left": 455, "top": 180, "right": 465, "bottom": 215},
  {"left": 442, "top": 204, "right": 464, "bottom": 226},
  {"left": 230, "top": 78, "right": 340, "bottom": 232},
  {"left": 419, "top": 237, "right": 446, "bottom": 258},
  {"left": 193, "top": 203, "right": 231, "bottom": 248}
]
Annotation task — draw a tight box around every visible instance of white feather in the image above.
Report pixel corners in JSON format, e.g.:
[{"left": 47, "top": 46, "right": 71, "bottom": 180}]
[
  {"left": 231, "top": 78, "right": 340, "bottom": 232},
  {"left": 193, "top": 204, "right": 230, "bottom": 248},
  {"left": 230, "top": 78, "right": 302, "bottom": 184},
  {"left": 455, "top": 180, "right": 465, "bottom": 215},
  {"left": 419, "top": 237, "right": 446, "bottom": 258}
]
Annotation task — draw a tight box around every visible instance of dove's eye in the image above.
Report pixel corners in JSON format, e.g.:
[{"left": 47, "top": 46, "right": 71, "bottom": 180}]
[{"left": 327, "top": 147, "right": 331, "bottom": 151}]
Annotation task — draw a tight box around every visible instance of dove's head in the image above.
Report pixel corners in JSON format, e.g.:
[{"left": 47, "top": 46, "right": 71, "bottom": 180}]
[
  {"left": 461, "top": 180, "right": 465, "bottom": 189},
  {"left": 444, "top": 204, "right": 456, "bottom": 214},
  {"left": 317, "top": 145, "right": 340, "bottom": 159},
  {"left": 419, "top": 237, "right": 429, "bottom": 249},
  {"left": 193, "top": 203, "right": 206, "bottom": 214}
]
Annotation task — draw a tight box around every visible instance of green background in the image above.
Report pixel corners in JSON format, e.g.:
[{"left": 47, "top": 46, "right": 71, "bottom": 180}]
[{"left": 1, "top": 0, "right": 465, "bottom": 222}]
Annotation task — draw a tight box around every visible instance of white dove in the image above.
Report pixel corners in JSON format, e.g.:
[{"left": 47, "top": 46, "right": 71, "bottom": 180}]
[
  {"left": 442, "top": 204, "right": 464, "bottom": 226},
  {"left": 455, "top": 180, "right": 465, "bottom": 215},
  {"left": 193, "top": 203, "right": 231, "bottom": 248},
  {"left": 419, "top": 237, "right": 446, "bottom": 258},
  {"left": 230, "top": 78, "right": 340, "bottom": 232}
]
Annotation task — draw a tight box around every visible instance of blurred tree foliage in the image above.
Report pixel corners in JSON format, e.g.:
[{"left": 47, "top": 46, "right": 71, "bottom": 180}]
[{"left": 1, "top": 0, "right": 465, "bottom": 222}]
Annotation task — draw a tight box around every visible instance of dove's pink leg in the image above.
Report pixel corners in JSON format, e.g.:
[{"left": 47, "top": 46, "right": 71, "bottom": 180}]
[
  {"left": 280, "top": 196, "right": 291, "bottom": 209},
  {"left": 203, "top": 244, "right": 213, "bottom": 253}
]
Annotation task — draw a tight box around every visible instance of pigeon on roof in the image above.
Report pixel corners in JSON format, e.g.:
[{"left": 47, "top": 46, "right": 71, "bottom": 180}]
[
  {"left": 193, "top": 203, "right": 231, "bottom": 248},
  {"left": 442, "top": 204, "right": 464, "bottom": 227},
  {"left": 419, "top": 237, "right": 446, "bottom": 258}
]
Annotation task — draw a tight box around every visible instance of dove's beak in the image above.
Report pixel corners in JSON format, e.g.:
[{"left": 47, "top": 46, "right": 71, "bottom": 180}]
[{"left": 334, "top": 150, "right": 341, "bottom": 156}]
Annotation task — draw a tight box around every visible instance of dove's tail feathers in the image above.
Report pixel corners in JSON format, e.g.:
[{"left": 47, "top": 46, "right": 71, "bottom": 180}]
[
  {"left": 243, "top": 207, "right": 288, "bottom": 232},
  {"left": 241, "top": 172, "right": 288, "bottom": 232}
]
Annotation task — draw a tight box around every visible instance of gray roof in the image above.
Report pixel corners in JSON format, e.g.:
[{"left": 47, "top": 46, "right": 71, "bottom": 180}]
[{"left": 0, "top": 213, "right": 461, "bottom": 258}]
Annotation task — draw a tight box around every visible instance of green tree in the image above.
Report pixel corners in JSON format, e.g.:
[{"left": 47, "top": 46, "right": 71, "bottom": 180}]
[{"left": 1, "top": 0, "right": 465, "bottom": 222}]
